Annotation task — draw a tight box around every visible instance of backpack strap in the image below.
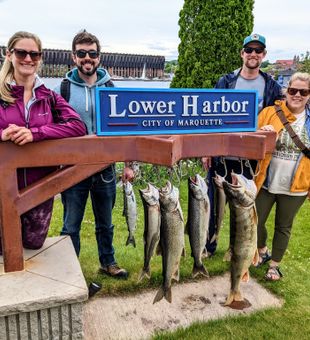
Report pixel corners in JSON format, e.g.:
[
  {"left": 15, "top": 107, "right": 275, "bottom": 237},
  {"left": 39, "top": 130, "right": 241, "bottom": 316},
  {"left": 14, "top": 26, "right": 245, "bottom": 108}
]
[
  {"left": 105, "top": 79, "right": 114, "bottom": 88},
  {"left": 275, "top": 104, "right": 310, "bottom": 159},
  {"left": 60, "top": 78, "right": 71, "bottom": 102}
]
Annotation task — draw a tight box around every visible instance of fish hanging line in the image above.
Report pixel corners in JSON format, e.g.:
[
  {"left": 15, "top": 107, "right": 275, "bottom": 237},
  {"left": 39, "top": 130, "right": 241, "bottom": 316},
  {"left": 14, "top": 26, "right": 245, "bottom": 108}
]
[
  {"left": 219, "top": 157, "right": 260, "bottom": 179},
  {"left": 239, "top": 158, "right": 260, "bottom": 179}
]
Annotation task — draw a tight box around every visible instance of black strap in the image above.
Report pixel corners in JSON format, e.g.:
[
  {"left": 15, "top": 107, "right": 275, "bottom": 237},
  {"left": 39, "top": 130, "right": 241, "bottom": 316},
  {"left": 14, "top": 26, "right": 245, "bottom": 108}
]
[
  {"left": 60, "top": 78, "right": 71, "bottom": 102},
  {"left": 60, "top": 78, "right": 114, "bottom": 102},
  {"left": 275, "top": 104, "right": 310, "bottom": 159}
]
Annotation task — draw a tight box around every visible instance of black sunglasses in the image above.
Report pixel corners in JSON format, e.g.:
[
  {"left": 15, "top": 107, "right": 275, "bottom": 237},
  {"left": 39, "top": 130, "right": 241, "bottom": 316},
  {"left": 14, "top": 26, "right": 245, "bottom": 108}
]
[
  {"left": 10, "top": 48, "right": 42, "bottom": 61},
  {"left": 287, "top": 87, "right": 310, "bottom": 97},
  {"left": 244, "top": 47, "right": 265, "bottom": 54},
  {"left": 75, "top": 49, "right": 99, "bottom": 59}
]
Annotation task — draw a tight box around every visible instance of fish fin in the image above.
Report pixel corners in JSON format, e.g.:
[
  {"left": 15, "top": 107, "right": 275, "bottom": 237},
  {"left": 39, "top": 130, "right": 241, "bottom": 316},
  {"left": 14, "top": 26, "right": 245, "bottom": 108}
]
[
  {"left": 223, "top": 247, "right": 232, "bottom": 262},
  {"left": 224, "top": 291, "right": 243, "bottom": 306},
  {"left": 153, "top": 287, "right": 165, "bottom": 304},
  {"left": 126, "top": 235, "right": 136, "bottom": 248},
  {"left": 156, "top": 243, "right": 162, "bottom": 256},
  {"left": 177, "top": 202, "right": 184, "bottom": 222},
  {"left": 173, "top": 268, "right": 180, "bottom": 282},
  {"left": 252, "top": 249, "right": 259, "bottom": 267},
  {"left": 192, "top": 264, "right": 209, "bottom": 278},
  {"left": 242, "top": 270, "right": 250, "bottom": 283},
  {"left": 201, "top": 248, "right": 208, "bottom": 259},
  {"left": 210, "top": 233, "right": 218, "bottom": 244},
  {"left": 138, "top": 268, "right": 151, "bottom": 282}
]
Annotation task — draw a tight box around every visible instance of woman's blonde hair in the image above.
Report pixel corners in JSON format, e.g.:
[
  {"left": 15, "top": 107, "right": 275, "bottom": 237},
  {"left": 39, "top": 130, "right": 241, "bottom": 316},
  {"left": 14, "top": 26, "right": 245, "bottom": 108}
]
[
  {"left": 283, "top": 72, "right": 310, "bottom": 95},
  {"left": 0, "top": 31, "right": 42, "bottom": 104}
]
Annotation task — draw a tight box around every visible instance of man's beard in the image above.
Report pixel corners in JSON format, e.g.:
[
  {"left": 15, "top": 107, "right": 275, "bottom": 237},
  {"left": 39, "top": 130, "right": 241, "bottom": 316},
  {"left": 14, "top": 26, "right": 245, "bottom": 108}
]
[
  {"left": 77, "top": 61, "right": 98, "bottom": 76},
  {"left": 245, "top": 59, "right": 260, "bottom": 70}
]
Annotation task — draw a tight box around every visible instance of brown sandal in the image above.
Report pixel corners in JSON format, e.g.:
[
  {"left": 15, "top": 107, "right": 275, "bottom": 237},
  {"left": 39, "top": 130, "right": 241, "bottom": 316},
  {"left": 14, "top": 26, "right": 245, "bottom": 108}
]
[{"left": 265, "top": 266, "right": 283, "bottom": 281}]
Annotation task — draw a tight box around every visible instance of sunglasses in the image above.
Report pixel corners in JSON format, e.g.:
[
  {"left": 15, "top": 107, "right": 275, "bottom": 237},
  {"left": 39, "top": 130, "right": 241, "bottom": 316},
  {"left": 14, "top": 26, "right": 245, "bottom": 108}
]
[
  {"left": 75, "top": 49, "right": 99, "bottom": 59},
  {"left": 243, "top": 47, "right": 265, "bottom": 54},
  {"left": 10, "top": 48, "right": 42, "bottom": 61},
  {"left": 287, "top": 87, "right": 310, "bottom": 96}
]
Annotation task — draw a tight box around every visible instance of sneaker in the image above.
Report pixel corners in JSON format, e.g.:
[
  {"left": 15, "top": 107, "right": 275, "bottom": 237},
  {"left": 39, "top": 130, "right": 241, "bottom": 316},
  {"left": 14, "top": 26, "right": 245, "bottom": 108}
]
[{"left": 99, "top": 264, "right": 129, "bottom": 279}]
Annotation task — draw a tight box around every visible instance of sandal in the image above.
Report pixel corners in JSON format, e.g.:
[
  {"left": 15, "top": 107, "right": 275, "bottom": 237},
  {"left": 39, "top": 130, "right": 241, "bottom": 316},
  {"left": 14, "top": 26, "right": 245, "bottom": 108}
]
[
  {"left": 265, "top": 266, "right": 283, "bottom": 281},
  {"left": 256, "top": 249, "right": 271, "bottom": 267}
]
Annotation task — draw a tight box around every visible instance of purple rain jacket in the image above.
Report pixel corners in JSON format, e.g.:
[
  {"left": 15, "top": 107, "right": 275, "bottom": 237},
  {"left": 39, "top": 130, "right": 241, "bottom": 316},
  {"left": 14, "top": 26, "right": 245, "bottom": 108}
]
[{"left": 0, "top": 80, "right": 87, "bottom": 190}]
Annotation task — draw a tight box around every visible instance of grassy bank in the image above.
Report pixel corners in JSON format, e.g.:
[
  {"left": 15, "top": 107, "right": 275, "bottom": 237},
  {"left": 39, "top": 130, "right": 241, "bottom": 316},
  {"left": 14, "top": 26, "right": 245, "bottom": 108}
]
[{"left": 49, "top": 179, "right": 310, "bottom": 339}]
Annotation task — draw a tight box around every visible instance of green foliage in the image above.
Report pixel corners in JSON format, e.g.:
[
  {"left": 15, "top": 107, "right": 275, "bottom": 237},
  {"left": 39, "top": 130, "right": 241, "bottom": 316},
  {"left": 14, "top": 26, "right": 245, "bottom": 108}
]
[
  {"left": 171, "top": 0, "right": 254, "bottom": 88},
  {"left": 261, "top": 60, "right": 270, "bottom": 69},
  {"left": 297, "top": 51, "right": 310, "bottom": 73},
  {"left": 164, "top": 60, "right": 178, "bottom": 74}
]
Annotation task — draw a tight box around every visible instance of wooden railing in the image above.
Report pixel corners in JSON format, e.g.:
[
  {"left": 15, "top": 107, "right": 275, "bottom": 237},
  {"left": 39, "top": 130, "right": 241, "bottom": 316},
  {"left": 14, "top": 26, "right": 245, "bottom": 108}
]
[{"left": 0, "top": 132, "right": 276, "bottom": 272}]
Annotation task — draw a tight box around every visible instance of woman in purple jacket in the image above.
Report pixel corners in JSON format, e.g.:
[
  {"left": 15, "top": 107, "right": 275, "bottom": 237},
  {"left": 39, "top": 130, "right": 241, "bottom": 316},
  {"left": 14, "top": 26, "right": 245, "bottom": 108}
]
[{"left": 0, "top": 31, "right": 86, "bottom": 251}]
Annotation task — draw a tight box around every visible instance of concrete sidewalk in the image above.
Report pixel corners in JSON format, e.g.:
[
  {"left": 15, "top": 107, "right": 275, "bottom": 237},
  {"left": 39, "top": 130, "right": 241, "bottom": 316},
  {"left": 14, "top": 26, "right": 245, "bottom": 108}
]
[{"left": 83, "top": 273, "right": 283, "bottom": 340}]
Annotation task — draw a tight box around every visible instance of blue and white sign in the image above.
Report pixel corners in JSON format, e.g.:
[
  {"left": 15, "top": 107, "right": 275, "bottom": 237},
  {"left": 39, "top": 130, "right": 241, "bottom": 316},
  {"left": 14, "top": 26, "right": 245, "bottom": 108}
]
[{"left": 96, "top": 88, "right": 258, "bottom": 136}]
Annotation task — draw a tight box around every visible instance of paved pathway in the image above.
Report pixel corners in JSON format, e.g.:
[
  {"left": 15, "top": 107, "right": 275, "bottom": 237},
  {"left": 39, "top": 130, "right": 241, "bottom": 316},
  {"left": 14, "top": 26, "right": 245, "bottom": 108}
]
[{"left": 83, "top": 273, "right": 282, "bottom": 340}]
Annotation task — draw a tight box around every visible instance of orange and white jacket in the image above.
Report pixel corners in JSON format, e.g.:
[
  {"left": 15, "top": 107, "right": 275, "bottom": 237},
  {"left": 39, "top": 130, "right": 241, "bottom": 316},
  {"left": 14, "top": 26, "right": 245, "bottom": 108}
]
[{"left": 255, "top": 100, "right": 310, "bottom": 194}]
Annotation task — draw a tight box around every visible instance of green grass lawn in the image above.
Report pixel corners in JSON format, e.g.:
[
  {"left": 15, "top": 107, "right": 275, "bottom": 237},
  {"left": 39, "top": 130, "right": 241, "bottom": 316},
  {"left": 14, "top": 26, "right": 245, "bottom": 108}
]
[{"left": 49, "top": 178, "right": 310, "bottom": 339}]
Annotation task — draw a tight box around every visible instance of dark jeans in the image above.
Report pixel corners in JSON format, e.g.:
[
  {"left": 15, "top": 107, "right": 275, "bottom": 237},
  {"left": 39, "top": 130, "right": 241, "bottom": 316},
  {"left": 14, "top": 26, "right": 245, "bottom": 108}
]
[
  {"left": 206, "top": 157, "right": 257, "bottom": 254},
  {"left": 256, "top": 188, "right": 306, "bottom": 262},
  {"left": 60, "top": 165, "right": 116, "bottom": 267}
]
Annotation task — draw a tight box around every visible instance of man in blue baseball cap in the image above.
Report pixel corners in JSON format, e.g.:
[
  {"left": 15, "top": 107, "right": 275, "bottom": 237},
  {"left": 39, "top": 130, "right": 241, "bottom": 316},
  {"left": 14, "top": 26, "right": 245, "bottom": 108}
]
[{"left": 204, "top": 33, "right": 282, "bottom": 257}]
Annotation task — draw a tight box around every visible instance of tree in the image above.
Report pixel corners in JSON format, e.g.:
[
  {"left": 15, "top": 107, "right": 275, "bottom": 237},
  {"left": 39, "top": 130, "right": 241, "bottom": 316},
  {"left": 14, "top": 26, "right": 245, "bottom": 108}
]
[
  {"left": 171, "top": 0, "right": 254, "bottom": 88},
  {"left": 298, "top": 51, "right": 310, "bottom": 73}
]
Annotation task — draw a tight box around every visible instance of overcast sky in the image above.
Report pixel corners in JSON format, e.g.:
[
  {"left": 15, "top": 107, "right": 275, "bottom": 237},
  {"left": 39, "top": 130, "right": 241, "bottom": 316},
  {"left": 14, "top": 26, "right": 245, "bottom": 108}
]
[{"left": 0, "top": 0, "right": 309, "bottom": 62}]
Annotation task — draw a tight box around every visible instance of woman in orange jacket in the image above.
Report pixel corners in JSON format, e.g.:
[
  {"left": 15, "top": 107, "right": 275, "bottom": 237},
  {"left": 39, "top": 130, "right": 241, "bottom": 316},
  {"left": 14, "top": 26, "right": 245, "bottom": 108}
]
[{"left": 255, "top": 72, "right": 310, "bottom": 281}]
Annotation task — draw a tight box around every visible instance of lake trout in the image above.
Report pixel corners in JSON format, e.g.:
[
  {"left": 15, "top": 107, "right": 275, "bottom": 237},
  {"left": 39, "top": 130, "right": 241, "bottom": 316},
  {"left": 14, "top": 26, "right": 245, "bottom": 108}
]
[
  {"left": 222, "top": 173, "right": 259, "bottom": 306},
  {"left": 138, "top": 183, "right": 161, "bottom": 281},
  {"left": 186, "top": 174, "right": 210, "bottom": 278},
  {"left": 153, "top": 181, "right": 185, "bottom": 304},
  {"left": 123, "top": 181, "right": 137, "bottom": 247},
  {"left": 210, "top": 173, "right": 226, "bottom": 244}
]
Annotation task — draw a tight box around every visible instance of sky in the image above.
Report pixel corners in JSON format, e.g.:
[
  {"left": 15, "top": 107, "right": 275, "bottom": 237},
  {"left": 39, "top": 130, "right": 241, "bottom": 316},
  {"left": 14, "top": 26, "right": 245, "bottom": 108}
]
[{"left": 0, "top": 0, "right": 309, "bottom": 63}]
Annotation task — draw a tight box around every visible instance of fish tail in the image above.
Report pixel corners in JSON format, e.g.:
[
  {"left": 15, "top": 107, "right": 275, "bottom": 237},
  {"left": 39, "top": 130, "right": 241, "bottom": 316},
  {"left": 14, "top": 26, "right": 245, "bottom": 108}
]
[
  {"left": 138, "top": 268, "right": 151, "bottom": 282},
  {"left": 224, "top": 291, "right": 243, "bottom": 306},
  {"left": 153, "top": 286, "right": 172, "bottom": 304},
  {"left": 126, "top": 235, "right": 136, "bottom": 248},
  {"left": 192, "top": 263, "right": 209, "bottom": 278}
]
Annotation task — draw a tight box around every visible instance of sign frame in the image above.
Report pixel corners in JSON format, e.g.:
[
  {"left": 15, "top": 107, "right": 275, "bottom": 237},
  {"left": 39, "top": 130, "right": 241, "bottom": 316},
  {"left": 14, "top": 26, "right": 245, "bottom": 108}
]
[{"left": 95, "top": 87, "right": 258, "bottom": 136}]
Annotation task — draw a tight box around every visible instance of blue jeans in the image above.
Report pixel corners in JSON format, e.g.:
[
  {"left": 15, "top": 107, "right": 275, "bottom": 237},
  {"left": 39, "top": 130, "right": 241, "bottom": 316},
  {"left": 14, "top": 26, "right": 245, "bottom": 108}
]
[{"left": 61, "top": 165, "right": 116, "bottom": 267}]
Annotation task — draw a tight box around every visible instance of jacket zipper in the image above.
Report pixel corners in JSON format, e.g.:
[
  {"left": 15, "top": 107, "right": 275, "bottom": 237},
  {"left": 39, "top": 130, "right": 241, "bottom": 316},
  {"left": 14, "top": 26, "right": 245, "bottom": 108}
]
[{"left": 23, "top": 98, "right": 41, "bottom": 187}]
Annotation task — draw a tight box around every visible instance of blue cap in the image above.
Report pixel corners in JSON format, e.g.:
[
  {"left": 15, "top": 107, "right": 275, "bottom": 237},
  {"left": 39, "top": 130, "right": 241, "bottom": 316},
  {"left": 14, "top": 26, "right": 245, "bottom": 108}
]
[{"left": 243, "top": 33, "right": 266, "bottom": 48}]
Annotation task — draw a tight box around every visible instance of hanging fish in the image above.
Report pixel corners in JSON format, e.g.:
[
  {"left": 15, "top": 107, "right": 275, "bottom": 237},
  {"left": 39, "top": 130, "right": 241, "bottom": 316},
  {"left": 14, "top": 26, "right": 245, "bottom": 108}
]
[
  {"left": 186, "top": 174, "right": 210, "bottom": 278},
  {"left": 153, "top": 181, "right": 185, "bottom": 304},
  {"left": 138, "top": 183, "right": 161, "bottom": 281},
  {"left": 221, "top": 172, "right": 259, "bottom": 306},
  {"left": 123, "top": 181, "right": 137, "bottom": 247}
]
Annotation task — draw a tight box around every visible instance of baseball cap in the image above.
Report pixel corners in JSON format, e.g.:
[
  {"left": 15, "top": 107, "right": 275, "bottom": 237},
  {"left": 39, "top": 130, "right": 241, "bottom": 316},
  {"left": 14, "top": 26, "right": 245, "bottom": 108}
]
[{"left": 243, "top": 33, "right": 266, "bottom": 48}]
